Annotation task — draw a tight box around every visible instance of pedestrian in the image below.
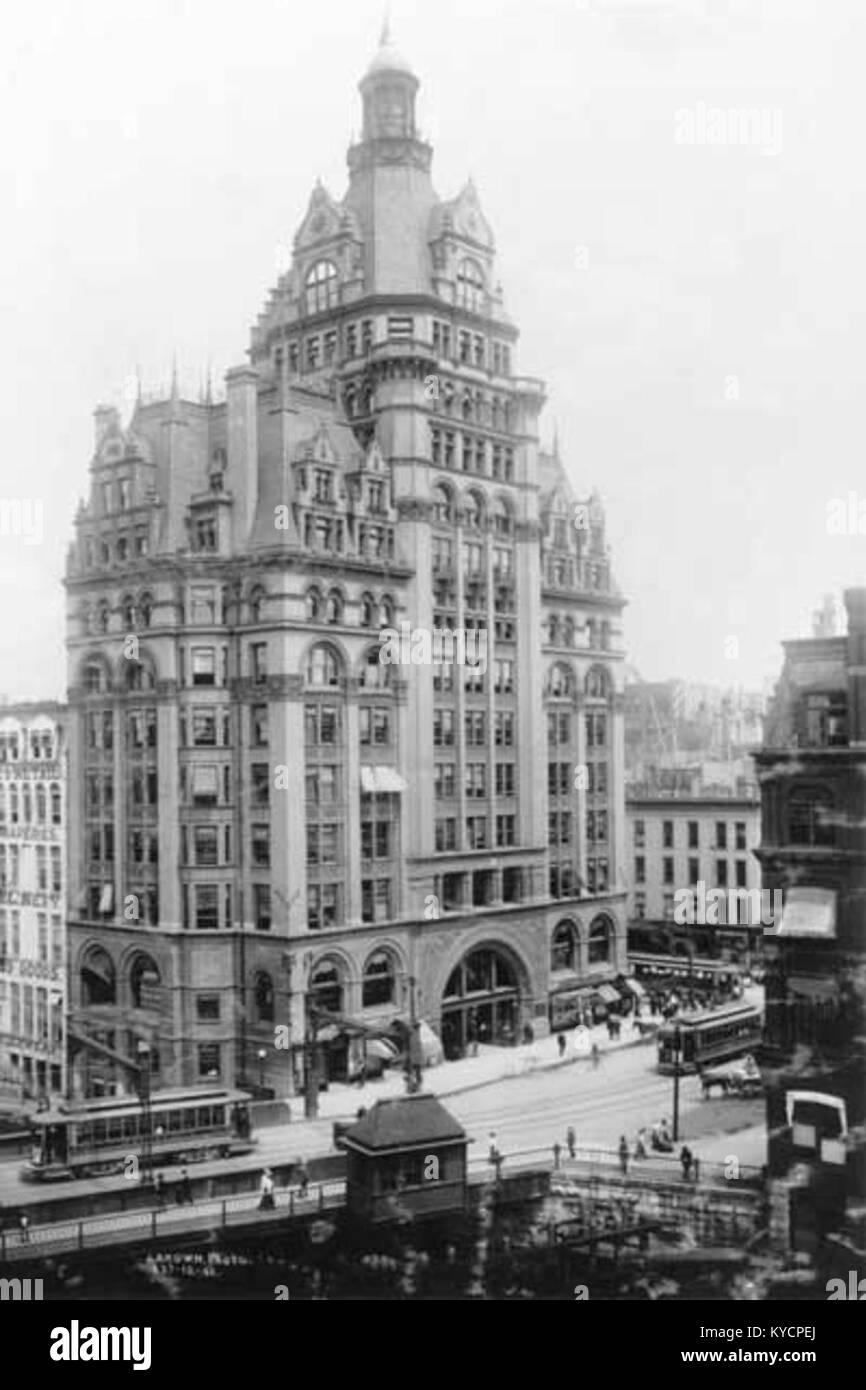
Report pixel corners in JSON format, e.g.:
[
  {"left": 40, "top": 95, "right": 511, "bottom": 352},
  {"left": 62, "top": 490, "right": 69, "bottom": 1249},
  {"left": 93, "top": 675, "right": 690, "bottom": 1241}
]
[
  {"left": 553, "top": 1141, "right": 561, "bottom": 1170},
  {"left": 618, "top": 1135, "right": 629, "bottom": 1176},
  {"left": 154, "top": 1172, "right": 164, "bottom": 1205},
  {"left": 634, "top": 1129, "right": 647, "bottom": 1161},
  {"left": 591, "top": 1043, "right": 600, "bottom": 1069},
  {"left": 296, "top": 1158, "right": 310, "bottom": 1199},
  {"left": 566, "top": 1126, "right": 576, "bottom": 1160},
  {"left": 679, "top": 1145, "right": 693, "bottom": 1181},
  {"left": 557, "top": 1032, "right": 566, "bottom": 1058},
  {"left": 259, "top": 1167, "right": 275, "bottom": 1211},
  {"left": 180, "top": 1167, "right": 192, "bottom": 1205},
  {"left": 18, "top": 1212, "right": 30, "bottom": 1243}
]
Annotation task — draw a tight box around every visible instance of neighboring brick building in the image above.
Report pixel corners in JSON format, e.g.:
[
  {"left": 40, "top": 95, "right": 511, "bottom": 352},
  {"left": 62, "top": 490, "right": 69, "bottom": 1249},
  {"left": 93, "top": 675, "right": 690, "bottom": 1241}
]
[
  {"left": 625, "top": 792, "right": 763, "bottom": 960},
  {"left": 63, "top": 30, "right": 628, "bottom": 1098},
  {"left": 754, "top": 588, "right": 866, "bottom": 1252},
  {"left": 0, "top": 702, "right": 67, "bottom": 1104}
]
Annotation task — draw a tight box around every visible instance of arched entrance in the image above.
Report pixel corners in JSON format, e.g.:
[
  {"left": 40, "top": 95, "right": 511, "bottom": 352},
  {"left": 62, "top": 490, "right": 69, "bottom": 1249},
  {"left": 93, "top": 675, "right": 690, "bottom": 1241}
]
[{"left": 440, "top": 945, "right": 522, "bottom": 1059}]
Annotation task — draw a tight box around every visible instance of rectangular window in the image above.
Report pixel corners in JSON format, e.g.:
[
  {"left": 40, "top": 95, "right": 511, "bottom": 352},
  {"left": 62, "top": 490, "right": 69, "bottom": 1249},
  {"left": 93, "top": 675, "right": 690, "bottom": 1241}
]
[
  {"left": 194, "top": 826, "right": 219, "bottom": 867},
  {"left": 198, "top": 1044, "right": 221, "bottom": 1079},
  {"left": 435, "top": 764, "right": 456, "bottom": 799},
  {"left": 688, "top": 820, "right": 699, "bottom": 849},
  {"left": 387, "top": 315, "right": 413, "bottom": 339},
  {"left": 251, "top": 824, "right": 270, "bottom": 867},
  {"left": 433, "top": 709, "right": 454, "bottom": 747},
  {"left": 190, "top": 586, "right": 216, "bottom": 624},
  {"left": 735, "top": 859, "right": 747, "bottom": 888},
  {"left": 194, "top": 885, "right": 219, "bottom": 930},
  {"left": 466, "top": 816, "right": 487, "bottom": 850},
  {"left": 192, "top": 708, "right": 217, "bottom": 746},
  {"left": 635, "top": 855, "right": 645, "bottom": 884},
  {"left": 735, "top": 821, "right": 747, "bottom": 851},
  {"left": 251, "top": 704, "right": 269, "bottom": 747},
  {"left": 192, "top": 765, "right": 219, "bottom": 805},
  {"left": 495, "top": 712, "right": 515, "bottom": 747},
  {"left": 253, "top": 884, "right": 271, "bottom": 931},
  {"left": 663, "top": 857, "right": 674, "bottom": 885},
  {"left": 716, "top": 859, "right": 728, "bottom": 888},
  {"left": 663, "top": 820, "right": 674, "bottom": 849},
  {"left": 196, "top": 995, "right": 220, "bottom": 1022},
  {"left": 435, "top": 817, "right": 457, "bottom": 852},
  {"left": 495, "top": 763, "right": 515, "bottom": 797},
  {"left": 251, "top": 764, "right": 270, "bottom": 806},
  {"left": 634, "top": 819, "right": 645, "bottom": 848},
  {"left": 495, "top": 814, "right": 515, "bottom": 847},
  {"left": 191, "top": 648, "right": 216, "bottom": 686},
  {"left": 689, "top": 857, "right": 700, "bottom": 886},
  {"left": 251, "top": 643, "right": 268, "bottom": 683},
  {"left": 716, "top": 822, "right": 727, "bottom": 851}
]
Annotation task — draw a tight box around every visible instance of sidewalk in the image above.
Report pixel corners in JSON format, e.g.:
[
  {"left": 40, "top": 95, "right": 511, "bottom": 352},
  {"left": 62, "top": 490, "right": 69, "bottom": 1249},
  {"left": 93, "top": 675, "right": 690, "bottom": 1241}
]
[{"left": 283, "top": 1017, "right": 653, "bottom": 1123}]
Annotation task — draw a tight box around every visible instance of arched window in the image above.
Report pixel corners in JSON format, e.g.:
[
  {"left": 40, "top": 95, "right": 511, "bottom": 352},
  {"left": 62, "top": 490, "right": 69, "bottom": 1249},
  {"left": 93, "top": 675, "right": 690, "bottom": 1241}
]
[
  {"left": 586, "top": 666, "right": 610, "bottom": 700},
  {"left": 125, "top": 658, "right": 156, "bottom": 692},
  {"left": 360, "top": 593, "right": 375, "bottom": 627},
  {"left": 83, "top": 660, "right": 107, "bottom": 694},
  {"left": 547, "top": 615, "right": 560, "bottom": 645},
  {"left": 305, "top": 260, "right": 339, "bottom": 315},
  {"left": 363, "top": 952, "right": 396, "bottom": 1007},
  {"left": 130, "top": 955, "right": 160, "bottom": 1010},
  {"left": 98, "top": 603, "right": 110, "bottom": 634},
  {"left": 432, "top": 483, "right": 453, "bottom": 526},
  {"left": 457, "top": 257, "right": 485, "bottom": 312},
  {"left": 361, "top": 645, "right": 391, "bottom": 689},
  {"left": 551, "top": 921, "right": 577, "bottom": 973},
  {"left": 306, "top": 588, "right": 321, "bottom": 622},
  {"left": 325, "top": 591, "right": 342, "bottom": 625},
  {"left": 492, "top": 496, "right": 512, "bottom": 538},
  {"left": 35, "top": 784, "right": 46, "bottom": 823},
  {"left": 463, "top": 490, "right": 484, "bottom": 532},
  {"left": 9, "top": 785, "right": 18, "bottom": 824},
  {"left": 254, "top": 971, "right": 275, "bottom": 1023},
  {"left": 81, "top": 947, "right": 116, "bottom": 1007},
  {"left": 548, "top": 663, "right": 572, "bottom": 698},
  {"left": 588, "top": 915, "right": 612, "bottom": 965},
  {"left": 310, "top": 960, "right": 343, "bottom": 1014},
  {"left": 461, "top": 392, "right": 473, "bottom": 421},
  {"left": 50, "top": 783, "right": 61, "bottom": 825},
  {"left": 306, "top": 643, "right": 341, "bottom": 688},
  {"left": 379, "top": 595, "right": 394, "bottom": 627},
  {"left": 22, "top": 783, "right": 32, "bottom": 824},
  {"left": 139, "top": 593, "right": 153, "bottom": 628},
  {"left": 122, "top": 595, "right": 136, "bottom": 629},
  {"left": 562, "top": 616, "right": 575, "bottom": 647},
  {"left": 249, "top": 587, "right": 265, "bottom": 623}
]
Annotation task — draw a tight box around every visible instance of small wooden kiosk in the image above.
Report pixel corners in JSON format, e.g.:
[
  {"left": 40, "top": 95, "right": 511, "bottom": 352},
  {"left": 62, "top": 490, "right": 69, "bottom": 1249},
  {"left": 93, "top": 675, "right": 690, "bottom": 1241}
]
[{"left": 342, "top": 1093, "right": 468, "bottom": 1224}]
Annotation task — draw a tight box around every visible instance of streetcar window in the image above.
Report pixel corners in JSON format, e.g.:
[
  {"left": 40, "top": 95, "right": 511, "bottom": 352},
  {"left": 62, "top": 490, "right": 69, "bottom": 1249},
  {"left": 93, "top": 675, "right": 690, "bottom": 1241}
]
[
  {"left": 213, "top": 1106, "right": 225, "bottom": 1128},
  {"left": 93, "top": 1120, "right": 107, "bottom": 1145},
  {"left": 682, "top": 1034, "right": 695, "bottom": 1061},
  {"left": 197, "top": 1107, "right": 212, "bottom": 1129},
  {"left": 168, "top": 1109, "right": 182, "bottom": 1133},
  {"left": 123, "top": 1116, "right": 139, "bottom": 1139},
  {"left": 184, "top": 1109, "right": 197, "bottom": 1130},
  {"left": 78, "top": 1124, "right": 91, "bottom": 1149},
  {"left": 108, "top": 1118, "right": 123, "bottom": 1143}
]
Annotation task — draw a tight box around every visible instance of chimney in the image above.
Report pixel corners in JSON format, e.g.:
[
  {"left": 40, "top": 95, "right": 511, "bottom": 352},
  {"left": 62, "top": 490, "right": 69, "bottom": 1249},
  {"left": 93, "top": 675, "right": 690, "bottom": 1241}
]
[{"left": 844, "top": 588, "right": 866, "bottom": 746}]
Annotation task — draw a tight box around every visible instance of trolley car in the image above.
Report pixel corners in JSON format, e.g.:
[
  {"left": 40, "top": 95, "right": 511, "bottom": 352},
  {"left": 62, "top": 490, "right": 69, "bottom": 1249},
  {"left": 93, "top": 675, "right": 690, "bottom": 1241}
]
[
  {"left": 656, "top": 1001, "right": 763, "bottom": 1075},
  {"left": 21, "top": 1086, "right": 255, "bottom": 1182}
]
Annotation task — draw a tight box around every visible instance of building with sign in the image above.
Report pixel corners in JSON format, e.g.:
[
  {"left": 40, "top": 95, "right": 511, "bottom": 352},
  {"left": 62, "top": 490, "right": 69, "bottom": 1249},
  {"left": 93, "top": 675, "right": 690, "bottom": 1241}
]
[
  {"left": 0, "top": 702, "right": 67, "bottom": 1104},
  {"left": 63, "top": 28, "right": 628, "bottom": 1098},
  {"left": 754, "top": 588, "right": 866, "bottom": 1250}
]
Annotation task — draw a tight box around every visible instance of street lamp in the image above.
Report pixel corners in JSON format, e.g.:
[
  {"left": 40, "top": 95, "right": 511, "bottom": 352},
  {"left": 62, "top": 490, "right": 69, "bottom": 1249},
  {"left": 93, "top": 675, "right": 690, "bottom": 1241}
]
[
  {"left": 671, "top": 1025, "right": 682, "bottom": 1144},
  {"left": 257, "top": 1048, "right": 267, "bottom": 1091}
]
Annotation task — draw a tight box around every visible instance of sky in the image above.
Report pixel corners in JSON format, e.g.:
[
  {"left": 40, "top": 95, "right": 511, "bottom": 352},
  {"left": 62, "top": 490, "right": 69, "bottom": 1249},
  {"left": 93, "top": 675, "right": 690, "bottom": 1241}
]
[{"left": 0, "top": 0, "right": 863, "bottom": 702}]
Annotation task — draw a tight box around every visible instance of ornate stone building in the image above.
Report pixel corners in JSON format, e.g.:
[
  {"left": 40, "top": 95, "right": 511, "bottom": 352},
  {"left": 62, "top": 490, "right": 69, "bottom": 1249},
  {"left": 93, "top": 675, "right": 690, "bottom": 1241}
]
[
  {"left": 0, "top": 703, "right": 67, "bottom": 1103},
  {"left": 63, "top": 31, "right": 627, "bottom": 1098}
]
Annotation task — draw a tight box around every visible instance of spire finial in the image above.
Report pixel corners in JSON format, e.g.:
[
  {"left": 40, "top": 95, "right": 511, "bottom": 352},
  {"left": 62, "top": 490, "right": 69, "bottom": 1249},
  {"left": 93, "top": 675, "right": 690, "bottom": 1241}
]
[{"left": 380, "top": 5, "right": 391, "bottom": 46}]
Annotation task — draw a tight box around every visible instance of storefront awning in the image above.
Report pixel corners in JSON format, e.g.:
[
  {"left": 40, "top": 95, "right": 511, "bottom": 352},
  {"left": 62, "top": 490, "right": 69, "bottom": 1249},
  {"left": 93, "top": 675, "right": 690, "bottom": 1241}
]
[
  {"left": 775, "top": 888, "right": 836, "bottom": 939},
  {"left": 788, "top": 975, "right": 839, "bottom": 1002},
  {"left": 623, "top": 978, "right": 647, "bottom": 998},
  {"left": 596, "top": 984, "right": 620, "bottom": 1005}
]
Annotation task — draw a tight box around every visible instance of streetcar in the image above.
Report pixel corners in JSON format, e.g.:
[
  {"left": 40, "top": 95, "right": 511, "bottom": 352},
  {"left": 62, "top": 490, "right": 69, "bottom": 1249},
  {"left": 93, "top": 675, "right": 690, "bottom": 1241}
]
[
  {"left": 656, "top": 1000, "right": 763, "bottom": 1074},
  {"left": 629, "top": 952, "right": 742, "bottom": 1002},
  {"left": 20, "top": 1086, "right": 256, "bottom": 1182}
]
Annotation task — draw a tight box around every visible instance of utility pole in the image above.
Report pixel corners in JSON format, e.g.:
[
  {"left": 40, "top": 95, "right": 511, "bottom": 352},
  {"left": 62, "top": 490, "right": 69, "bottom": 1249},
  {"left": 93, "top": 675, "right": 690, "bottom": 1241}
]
[
  {"left": 405, "top": 975, "right": 420, "bottom": 1094},
  {"left": 304, "top": 993, "right": 319, "bottom": 1120},
  {"left": 136, "top": 1039, "right": 152, "bottom": 1184},
  {"left": 671, "top": 1024, "right": 681, "bottom": 1143}
]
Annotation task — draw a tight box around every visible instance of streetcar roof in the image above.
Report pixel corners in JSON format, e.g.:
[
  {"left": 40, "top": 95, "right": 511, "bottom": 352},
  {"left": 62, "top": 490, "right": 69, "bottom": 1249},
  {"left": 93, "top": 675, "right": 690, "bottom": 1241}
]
[
  {"left": 658, "top": 1001, "right": 762, "bottom": 1030},
  {"left": 629, "top": 953, "right": 740, "bottom": 973},
  {"left": 27, "top": 1086, "right": 252, "bottom": 1127}
]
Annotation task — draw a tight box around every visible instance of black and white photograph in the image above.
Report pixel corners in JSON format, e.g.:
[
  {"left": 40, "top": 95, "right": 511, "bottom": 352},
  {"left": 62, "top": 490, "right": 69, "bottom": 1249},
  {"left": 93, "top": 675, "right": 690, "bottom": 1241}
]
[{"left": 0, "top": 0, "right": 863, "bottom": 1351}]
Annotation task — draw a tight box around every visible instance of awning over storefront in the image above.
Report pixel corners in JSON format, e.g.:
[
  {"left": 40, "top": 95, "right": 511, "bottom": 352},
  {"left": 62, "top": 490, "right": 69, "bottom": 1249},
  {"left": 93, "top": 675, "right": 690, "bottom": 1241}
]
[
  {"left": 360, "top": 766, "right": 408, "bottom": 794},
  {"left": 788, "top": 975, "right": 839, "bottom": 1002},
  {"left": 596, "top": 984, "right": 620, "bottom": 1005},
  {"left": 775, "top": 888, "right": 837, "bottom": 939},
  {"left": 622, "top": 978, "right": 647, "bottom": 998}
]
